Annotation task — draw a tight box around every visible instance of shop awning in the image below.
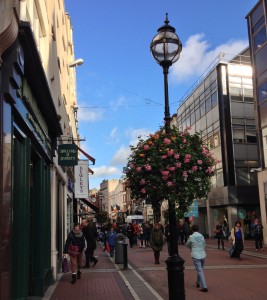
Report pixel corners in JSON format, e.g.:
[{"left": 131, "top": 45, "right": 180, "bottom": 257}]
[
  {"left": 77, "top": 146, "right": 95, "bottom": 165},
  {"left": 80, "top": 198, "right": 99, "bottom": 212}
]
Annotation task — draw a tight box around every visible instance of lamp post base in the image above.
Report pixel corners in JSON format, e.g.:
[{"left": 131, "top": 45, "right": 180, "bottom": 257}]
[{"left": 165, "top": 255, "right": 185, "bottom": 300}]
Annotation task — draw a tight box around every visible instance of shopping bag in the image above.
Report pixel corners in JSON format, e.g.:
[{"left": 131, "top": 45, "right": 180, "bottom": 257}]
[
  {"left": 228, "top": 244, "right": 235, "bottom": 257},
  {"left": 106, "top": 243, "right": 110, "bottom": 253},
  {"left": 62, "top": 257, "right": 70, "bottom": 273}
]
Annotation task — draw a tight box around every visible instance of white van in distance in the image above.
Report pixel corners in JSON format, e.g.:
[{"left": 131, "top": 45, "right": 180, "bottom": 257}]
[{"left": 126, "top": 215, "right": 144, "bottom": 225}]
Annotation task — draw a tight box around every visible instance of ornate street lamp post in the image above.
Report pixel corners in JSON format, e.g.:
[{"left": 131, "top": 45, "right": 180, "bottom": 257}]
[{"left": 150, "top": 14, "right": 185, "bottom": 300}]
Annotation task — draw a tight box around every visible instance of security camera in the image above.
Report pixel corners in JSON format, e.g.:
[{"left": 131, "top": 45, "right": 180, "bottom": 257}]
[{"left": 68, "top": 58, "right": 84, "bottom": 68}]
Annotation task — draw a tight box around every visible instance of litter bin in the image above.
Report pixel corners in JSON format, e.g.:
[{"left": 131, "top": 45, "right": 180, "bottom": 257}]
[{"left": 115, "top": 233, "right": 125, "bottom": 263}]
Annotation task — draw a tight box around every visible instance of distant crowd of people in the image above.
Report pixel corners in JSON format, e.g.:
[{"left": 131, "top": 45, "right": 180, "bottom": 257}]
[{"left": 62, "top": 215, "right": 264, "bottom": 292}]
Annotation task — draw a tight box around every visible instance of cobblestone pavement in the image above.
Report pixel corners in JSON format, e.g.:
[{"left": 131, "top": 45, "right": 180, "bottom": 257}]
[{"left": 44, "top": 238, "right": 267, "bottom": 300}]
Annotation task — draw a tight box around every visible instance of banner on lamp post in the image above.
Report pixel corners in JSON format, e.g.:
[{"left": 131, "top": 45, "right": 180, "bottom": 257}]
[{"left": 74, "top": 160, "right": 89, "bottom": 198}]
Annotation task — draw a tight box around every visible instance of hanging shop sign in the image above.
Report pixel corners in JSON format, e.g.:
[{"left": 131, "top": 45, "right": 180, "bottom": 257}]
[
  {"left": 58, "top": 144, "right": 78, "bottom": 166},
  {"left": 74, "top": 160, "right": 89, "bottom": 198}
]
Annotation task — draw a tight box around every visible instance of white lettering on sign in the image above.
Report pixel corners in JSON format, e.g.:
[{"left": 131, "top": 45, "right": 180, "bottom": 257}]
[{"left": 74, "top": 160, "right": 89, "bottom": 198}]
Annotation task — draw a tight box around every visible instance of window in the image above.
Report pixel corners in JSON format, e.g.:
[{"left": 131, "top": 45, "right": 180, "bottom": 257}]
[
  {"left": 195, "top": 108, "right": 200, "bottom": 121},
  {"left": 244, "top": 88, "right": 253, "bottom": 102},
  {"left": 214, "top": 132, "right": 220, "bottom": 147},
  {"left": 200, "top": 102, "right": 205, "bottom": 117},
  {"left": 206, "top": 97, "right": 211, "bottom": 112},
  {"left": 211, "top": 92, "right": 218, "bottom": 108},
  {"left": 230, "top": 87, "right": 242, "bottom": 101},
  {"left": 254, "top": 26, "right": 267, "bottom": 50},
  {"left": 258, "top": 80, "right": 267, "bottom": 102},
  {"left": 252, "top": 15, "right": 265, "bottom": 33}
]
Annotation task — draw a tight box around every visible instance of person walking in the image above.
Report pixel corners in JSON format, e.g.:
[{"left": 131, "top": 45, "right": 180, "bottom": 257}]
[
  {"left": 82, "top": 218, "right": 98, "bottom": 268},
  {"left": 229, "top": 220, "right": 245, "bottom": 260},
  {"left": 183, "top": 219, "right": 192, "bottom": 244},
  {"left": 213, "top": 223, "right": 225, "bottom": 250},
  {"left": 252, "top": 218, "right": 264, "bottom": 251},
  {"left": 127, "top": 223, "right": 135, "bottom": 248},
  {"left": 63, "top": 223, "right": 86, "bottom": 284},
  {"left": 186, "top": 224, "right": 208, "bottom": 292},
  {"left": 150, "top": 222, "right": 164, "bottom": 264},
  {"left": 164, "top": 223, "right": 170, "bottom": 255},
  {"left": 106, "top": 226, "right": 117, "bottom": 257}
]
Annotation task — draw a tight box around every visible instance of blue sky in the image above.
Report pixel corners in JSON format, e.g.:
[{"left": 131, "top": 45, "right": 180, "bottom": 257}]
[{"left": 65, "top": 0, "right": 257, "bottom": 190}]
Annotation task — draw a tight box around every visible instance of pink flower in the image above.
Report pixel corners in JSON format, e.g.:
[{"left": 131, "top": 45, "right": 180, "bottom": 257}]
[
  {"left": 144, "top": 164, "right": 152, "bottom": 171},
  {"left": 183, "top": 139, "right": 187, "bottom": 144},
  {"left": 164, "top": 138, "right": 171, "bottom": 144},
  {"left": 140, "top": 179, "right": 146, "bottom": 185},
  {"left": 197, "top": 160, "right": 203, "bottom": 165},
  {"left": 167, "top": 149, "right": 174, "bottom": 156},
  {"left": 183, "top": 171, "right": 188, "bottom": 177},
  {"left": 161, "top": 155, "right": 167, "bottom": 159},
  {"left": 185, "top": 154, "right": 191, "bottom": 159},
  {"left": 174, "top": 154, "right": 180, "bottom": 159},
  {"left": 141, "top": 188, "right": 146, "bottom": 194},
  {"left": 192, "top": 166, "right": 198, "bottom": 171},
  {"left": 167, "top": 181, "right": 173, "bottom": 187},
  {"left": 206, "top": 167, "right": 213, "bottom": 174},
  {"left": 175, "top": 162, "right": 181, "bottom": 168},
  {"left": 161, "top": 170, "right": 170, "bottom": 176},
  {"left": 167, "top": 166, "right": 176, "bottom": 172},
  {"left": 144, "top": 145, "right": 149, "bottom": 150},
  {"left": 129, "top": 163, "right": 134, "bottom": 168},
  {"left": 184, "top": 158, "right": 190, "bottom": 163},
  {"left": 136, "top": 167, "right": 142, "bottom": 172},
  {"left": 162, "top": 176, "right": 169, "bottom": 181}
]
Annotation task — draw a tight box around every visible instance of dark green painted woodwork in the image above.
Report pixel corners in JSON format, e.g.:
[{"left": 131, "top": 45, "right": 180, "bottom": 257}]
[{"left": 11, "top": 138, "right": 31, "bottom": 299}]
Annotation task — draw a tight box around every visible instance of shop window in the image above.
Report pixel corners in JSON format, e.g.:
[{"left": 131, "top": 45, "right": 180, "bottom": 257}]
[{"left": 259, "top": 100, "right": 267, "bottom": 127}]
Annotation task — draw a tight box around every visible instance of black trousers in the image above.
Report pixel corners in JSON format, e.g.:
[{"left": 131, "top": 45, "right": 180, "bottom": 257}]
[{"left": 85, "top": 248, "right": 97, "bottom": 265}]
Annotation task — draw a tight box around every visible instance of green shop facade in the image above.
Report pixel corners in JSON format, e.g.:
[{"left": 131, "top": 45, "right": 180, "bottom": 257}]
[{"left": 0, "top": 22, "right": 62, "bottom": 299}]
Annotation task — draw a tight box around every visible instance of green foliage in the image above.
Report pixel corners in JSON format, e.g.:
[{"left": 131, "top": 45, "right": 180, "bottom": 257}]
[{"left": 125, "top": 126, "right": 216, "bottom": 211}]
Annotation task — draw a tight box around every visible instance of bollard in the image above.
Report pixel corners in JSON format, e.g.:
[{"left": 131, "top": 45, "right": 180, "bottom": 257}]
[{"left": 123, "top": 242, "right": 128, "bottom": 270}]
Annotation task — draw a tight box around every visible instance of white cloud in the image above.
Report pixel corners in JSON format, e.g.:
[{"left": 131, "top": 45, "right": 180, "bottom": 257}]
[
  {"left": 110, "top": 127, "right": 152, "bottom": 166},
  {"left": 110, "top": 146, "right": 131, "bottom": 166},
  {"left": 171, "top": 34, "right": 248, "bottom": 83},
  {"left": 78, "top": 109, "right": 103, "bottom": 122},
  {"left": 91, "top": 165, "right": 120, "bottom": 178},
  {"left": 107, "top": 127, "right": 120, "bottom": 144},
  {"left": 125, "top": 127, "right": 152, "bottom": 147}
]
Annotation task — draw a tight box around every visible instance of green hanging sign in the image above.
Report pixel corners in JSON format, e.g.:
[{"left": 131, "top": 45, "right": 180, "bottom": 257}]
[{"left": 58, "top": 144, "right": 78, "bottom": 166}]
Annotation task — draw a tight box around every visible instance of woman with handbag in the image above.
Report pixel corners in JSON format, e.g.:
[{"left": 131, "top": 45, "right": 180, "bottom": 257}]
[
  {"left": 229, "top": 221, "right": 244, "bottom": 260},
  {"left": 63, "top": 223, "right": 86, "bottom": 284}
]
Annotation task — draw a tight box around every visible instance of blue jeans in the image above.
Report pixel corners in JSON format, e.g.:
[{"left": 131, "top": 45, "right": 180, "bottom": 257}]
[{"left": 192, "top": 258, "right": 207, "bottom": 289}]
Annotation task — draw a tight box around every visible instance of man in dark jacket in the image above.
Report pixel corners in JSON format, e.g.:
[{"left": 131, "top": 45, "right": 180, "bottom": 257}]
[{"left": 82, "top": 218, "right": 98, "bottom": 268}]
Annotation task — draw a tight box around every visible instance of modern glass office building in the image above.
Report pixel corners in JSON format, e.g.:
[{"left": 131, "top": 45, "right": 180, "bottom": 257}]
[
  {"left": 247, "top": 0, "right": 267, "bottom": 244},
  {"left": 175, "top": 49, "right": 260, "bottom": 237}
]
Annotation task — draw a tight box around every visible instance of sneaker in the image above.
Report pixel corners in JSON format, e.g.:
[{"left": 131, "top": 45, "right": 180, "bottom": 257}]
[
  {"left": 71, "top": 273, "right": 77, "bottom": 284},
  {"left": 143, "top": 246, "right": 146, "bottom": 249},
  {"left": 200, "top": 288, "right": 208, "bottom": 292}
]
